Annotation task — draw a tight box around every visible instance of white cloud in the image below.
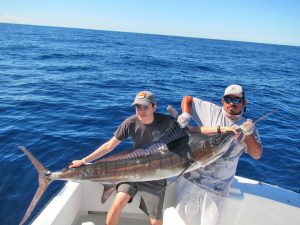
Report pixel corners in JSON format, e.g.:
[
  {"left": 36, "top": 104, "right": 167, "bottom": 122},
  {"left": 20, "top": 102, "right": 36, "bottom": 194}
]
[{"left": 0, "top": 13, "right": 29, "bottom": 24}]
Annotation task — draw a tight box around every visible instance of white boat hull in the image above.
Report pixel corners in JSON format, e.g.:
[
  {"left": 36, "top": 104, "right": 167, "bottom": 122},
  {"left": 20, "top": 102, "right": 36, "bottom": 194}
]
[{"left": 31, "top": 176, "right": 300, "bottom": 225}]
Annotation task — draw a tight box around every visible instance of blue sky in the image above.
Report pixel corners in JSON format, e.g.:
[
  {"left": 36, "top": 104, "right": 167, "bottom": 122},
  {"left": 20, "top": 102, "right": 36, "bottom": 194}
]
[{"left": 1, "top": 0, "right": 299, "bottom": 46}]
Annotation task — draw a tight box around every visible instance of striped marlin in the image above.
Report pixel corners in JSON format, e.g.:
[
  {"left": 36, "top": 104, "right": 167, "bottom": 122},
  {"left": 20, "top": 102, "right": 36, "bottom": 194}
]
[{"left": 18, "top": 121, "right": 236, "bottom": 225}]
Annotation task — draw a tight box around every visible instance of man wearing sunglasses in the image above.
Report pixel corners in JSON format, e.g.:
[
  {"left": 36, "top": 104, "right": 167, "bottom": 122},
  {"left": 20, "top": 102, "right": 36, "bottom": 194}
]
[{"left": 175, "top": 84, "right": 262, "bottom": 225}]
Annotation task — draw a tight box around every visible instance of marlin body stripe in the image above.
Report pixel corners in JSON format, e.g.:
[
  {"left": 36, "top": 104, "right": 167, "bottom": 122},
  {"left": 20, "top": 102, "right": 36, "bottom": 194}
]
[{"left": 19, "top": 122, "right": 236, "bottom": 225}]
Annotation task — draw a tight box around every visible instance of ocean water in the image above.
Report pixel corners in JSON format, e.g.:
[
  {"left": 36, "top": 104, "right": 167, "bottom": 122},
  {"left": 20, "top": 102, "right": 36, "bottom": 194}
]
[{"left": 0, "top": 23, "right": 299, "bottom": 225}]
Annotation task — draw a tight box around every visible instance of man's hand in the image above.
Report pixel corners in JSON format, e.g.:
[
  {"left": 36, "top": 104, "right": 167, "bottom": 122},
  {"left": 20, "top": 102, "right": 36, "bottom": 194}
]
[
  {"left": 240, "top": 119, "right": 255, "bottom": 136},
  {"left": 177, "top": 112, "right": 191, "bottom": 128},
  {"left": 69, "top": 159, "right": 85, "bottom": 168},
  {"left": 221, "top": 126, "right": 239, "bottom": 135}
]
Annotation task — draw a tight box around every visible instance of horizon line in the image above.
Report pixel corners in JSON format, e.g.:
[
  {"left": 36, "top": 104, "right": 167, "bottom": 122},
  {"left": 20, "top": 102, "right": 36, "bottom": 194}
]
[{"left": 1, "top": 21, "right": 299, "bottom": 48}]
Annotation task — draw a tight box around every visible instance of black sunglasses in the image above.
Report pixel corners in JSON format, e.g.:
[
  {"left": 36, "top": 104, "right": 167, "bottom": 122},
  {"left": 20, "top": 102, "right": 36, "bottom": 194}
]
[{"left": 224, "top": 96, "right": 243, "bottom": 104}]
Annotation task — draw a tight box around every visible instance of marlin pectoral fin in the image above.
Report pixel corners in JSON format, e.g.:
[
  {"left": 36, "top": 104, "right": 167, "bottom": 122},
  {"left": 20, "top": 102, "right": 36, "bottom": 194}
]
[{"left": 101, "top": 184, "right": 116, "bottom": 204}]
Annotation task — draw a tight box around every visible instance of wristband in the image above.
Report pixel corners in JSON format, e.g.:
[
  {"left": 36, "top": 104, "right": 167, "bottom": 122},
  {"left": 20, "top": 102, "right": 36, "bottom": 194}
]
[
  {"left": 82, "top": 158, "right": 87, "bottom": 165},
  {"left": 217, "top": 126, "right": 221, "bottom": 134}
]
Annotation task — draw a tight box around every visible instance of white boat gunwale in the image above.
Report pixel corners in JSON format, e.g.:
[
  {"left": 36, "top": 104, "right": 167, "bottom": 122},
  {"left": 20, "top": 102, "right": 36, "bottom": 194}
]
[{"left": 30, "top": 176, "right": 300, "bottom": 225}]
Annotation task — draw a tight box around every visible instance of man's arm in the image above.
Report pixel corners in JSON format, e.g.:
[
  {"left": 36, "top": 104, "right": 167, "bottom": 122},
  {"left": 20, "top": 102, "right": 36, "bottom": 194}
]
[
  {"left": 188, "top": 126, "right": 238, "bottom": 135},
  {"left": 240, "top": 119, "right": 262, "bottom": 160},
  {"left": 69, "top": 136, "right": 121, "bottom": 168},
  {"left": 181, "top": 96, "right": 193, "bottom": 113},
  {"left": 177, "top": 96, "right": 193, "bottom": 128},
  {"left": 245, "top": 134, "right": 262, "bottom": 159}
]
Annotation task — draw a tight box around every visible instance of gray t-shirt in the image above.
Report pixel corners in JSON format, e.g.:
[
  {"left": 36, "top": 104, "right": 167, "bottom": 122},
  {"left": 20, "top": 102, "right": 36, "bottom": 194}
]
[
  {"left": 183, "top": 97, "right": 261, "bottom": 196},
  {"left": 114, "top": 113, "right": 174, "bottom": 219},
  {"left": 114, "top": 113, "right": 174, "bottom": 149}
]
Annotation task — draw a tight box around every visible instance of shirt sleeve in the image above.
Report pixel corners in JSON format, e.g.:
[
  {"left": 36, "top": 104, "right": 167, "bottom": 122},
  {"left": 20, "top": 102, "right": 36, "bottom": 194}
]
[
  {"left": 114, "top": 118, "right": 131, "bottom": 141},
  {"left": 191, "top": 97, "right": 221, "bottom": 126}
]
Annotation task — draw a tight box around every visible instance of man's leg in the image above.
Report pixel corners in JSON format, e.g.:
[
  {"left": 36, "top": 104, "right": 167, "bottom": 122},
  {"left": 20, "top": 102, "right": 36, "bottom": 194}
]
[
  {"left": 175, "top": 177, "right": 206, "bottom": 225},
  {"left": 105, "top": 192, "right": 131, "bottom": 225},
  {"left": 149, "top": 218, "right": 162, "bottom": 225},
  {"left": 200, "top": 191, "right": 224, "bottom": 225},
  {"left": 137, "top": 180, "right": 166, "bottom": 225}
]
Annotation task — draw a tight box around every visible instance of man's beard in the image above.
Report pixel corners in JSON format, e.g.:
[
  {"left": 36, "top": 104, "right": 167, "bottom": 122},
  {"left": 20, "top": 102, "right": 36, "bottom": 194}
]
[
  {"left": 222, "top": 108, "right": 243, "bottom": 121},
  {"left": 227, "top": 105, "right": 239, "bottom": 115}
]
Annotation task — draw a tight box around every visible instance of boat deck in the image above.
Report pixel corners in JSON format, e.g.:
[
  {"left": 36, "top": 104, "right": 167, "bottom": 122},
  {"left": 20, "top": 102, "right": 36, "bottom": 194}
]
[{"left": 72, "top": 211, "right": 149, "bottom": 225}]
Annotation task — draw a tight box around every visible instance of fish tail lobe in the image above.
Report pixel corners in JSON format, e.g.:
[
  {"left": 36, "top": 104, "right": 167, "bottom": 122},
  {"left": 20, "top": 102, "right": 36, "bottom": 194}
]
[{"left": 18, "top": 146, "right": 52, "bottom": 225}]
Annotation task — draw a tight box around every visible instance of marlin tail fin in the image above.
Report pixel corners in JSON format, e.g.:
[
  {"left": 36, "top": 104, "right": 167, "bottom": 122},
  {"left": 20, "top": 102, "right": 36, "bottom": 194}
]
[{"left": 18, "top": 146, "right": 52, "bottom": 225}]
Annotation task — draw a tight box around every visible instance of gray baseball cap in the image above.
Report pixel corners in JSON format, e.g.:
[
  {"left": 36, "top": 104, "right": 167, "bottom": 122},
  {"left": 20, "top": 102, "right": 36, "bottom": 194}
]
[{"left": 131, "top": 91, "right": 156, "bottom": 106}]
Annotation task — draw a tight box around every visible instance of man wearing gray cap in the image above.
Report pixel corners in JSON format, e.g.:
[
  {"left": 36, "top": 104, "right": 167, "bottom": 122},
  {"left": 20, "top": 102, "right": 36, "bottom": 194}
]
[
  {"left": 175, "top": 84, "right": 263, "bottom": 225},
  {"left": 70, "top": 90, "right": 174, "bottom": 225}
]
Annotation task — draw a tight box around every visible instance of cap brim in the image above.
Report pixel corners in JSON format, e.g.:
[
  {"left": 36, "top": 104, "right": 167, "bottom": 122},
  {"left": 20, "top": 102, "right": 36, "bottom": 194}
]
[
  {"left": 224, "top": 93, "right": 243, "bottom": 98},
  {"left": 131, "top": 100, "right": 152, "bottom": 106}
]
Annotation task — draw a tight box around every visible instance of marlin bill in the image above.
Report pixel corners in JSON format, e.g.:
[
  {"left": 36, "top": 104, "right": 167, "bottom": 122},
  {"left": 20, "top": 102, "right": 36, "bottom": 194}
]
[{"left": 18, "top": 122, "right": 236, "bottom": 225}]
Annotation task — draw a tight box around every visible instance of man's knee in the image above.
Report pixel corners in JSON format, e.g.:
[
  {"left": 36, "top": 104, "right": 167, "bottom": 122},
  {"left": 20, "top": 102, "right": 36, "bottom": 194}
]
[
  {"left": 149, "top": 218, "right": 162, "bottom": 225},
  {"left": 110, "top": 192, "right": 132, "bottom": 211}
]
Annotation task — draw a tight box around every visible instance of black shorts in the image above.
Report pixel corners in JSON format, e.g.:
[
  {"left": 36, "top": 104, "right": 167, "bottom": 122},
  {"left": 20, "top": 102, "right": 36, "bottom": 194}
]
[{"left": 117, "top": 179, "right": 167, "bottom": 220}]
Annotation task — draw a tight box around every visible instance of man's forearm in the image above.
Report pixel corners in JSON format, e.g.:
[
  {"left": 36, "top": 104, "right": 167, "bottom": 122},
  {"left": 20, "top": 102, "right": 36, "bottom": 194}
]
[{"left": 245, "top": 135, "right": 262, "bottom": 159}]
